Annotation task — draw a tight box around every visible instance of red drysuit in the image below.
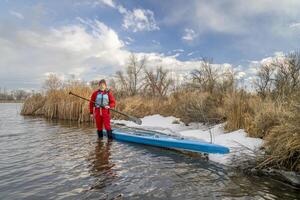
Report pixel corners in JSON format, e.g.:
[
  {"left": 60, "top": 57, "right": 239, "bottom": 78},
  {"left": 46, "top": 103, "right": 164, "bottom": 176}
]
[{"left": 89, "top": 89, "right": 116, "bottom": 131}]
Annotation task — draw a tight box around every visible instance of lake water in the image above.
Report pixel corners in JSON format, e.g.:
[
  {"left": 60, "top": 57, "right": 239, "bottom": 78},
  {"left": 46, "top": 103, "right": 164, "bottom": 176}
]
[{"left": 0, "top": 103, "right": 299, "bottom": 200}]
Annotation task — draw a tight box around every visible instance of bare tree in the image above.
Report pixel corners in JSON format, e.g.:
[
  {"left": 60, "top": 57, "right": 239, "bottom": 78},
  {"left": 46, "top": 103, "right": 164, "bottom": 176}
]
[
  {"left": 144, "top": 66, "right": 174, "bottom": 97},
  {"left": 115, "top": 53, "right": 147, "bottom": 96},
  {"left": 13, "top": 90, "right": 30, "bottom": 100},
  {"left": 219, "top": 69, "right": 236, "bottom": 93},
  {"left": 254, "top": 51, "right": 300, "bottom": 99},
  {"left": 273, "top": 51, "right": 300, "bottom": 98},
  {"left": 43, "top": 74, "right": 62, "bottom": 92},
  {"left": 285, "top": 51, "right": 300, "bottom": 91},
  {"left": 255, "top": 64, "right": 275, "bottom": 98},
  {"left": 191, "top": 58, "right": 218, "bottom": 93},
  {"left": 115, "top": 70, "right": 129, "bottom": 92}
]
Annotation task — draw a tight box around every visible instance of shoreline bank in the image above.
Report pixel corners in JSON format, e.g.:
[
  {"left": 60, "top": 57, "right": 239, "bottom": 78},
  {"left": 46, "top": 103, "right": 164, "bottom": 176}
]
[{"left": 0, "top": 100, "right": 24, "bottom": 103}]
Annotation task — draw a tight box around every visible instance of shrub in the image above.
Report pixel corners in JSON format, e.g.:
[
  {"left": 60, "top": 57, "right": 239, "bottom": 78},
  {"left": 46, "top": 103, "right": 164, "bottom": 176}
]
[
  {"left": 173, "top": 91, "right": 225, "bottom": 124},
  {"left": 260, "top": 95, "right": 300, "bottom": 172},
  {"left": 21, "top": 94, "right": 46, "bottom": 115},
  {"left": 224, "top": 91, "right": 255, "bottom": 131}
]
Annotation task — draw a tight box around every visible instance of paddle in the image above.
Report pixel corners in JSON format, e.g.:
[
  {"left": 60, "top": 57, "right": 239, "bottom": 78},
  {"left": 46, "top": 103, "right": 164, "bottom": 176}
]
[{"left": 68, "top": 91, "right": 142, "bottom": 125}]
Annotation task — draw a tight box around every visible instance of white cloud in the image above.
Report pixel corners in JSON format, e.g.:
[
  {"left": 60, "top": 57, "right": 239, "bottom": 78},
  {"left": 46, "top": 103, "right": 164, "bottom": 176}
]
[
  {"left": 9, "top": 10, "right": 24, "bottom": 20},
  {"left": 117, "top": 5, "right": 127, "bottom": 14},
  {"left": 164, "top": 0, "right": 300, "bottom": 36},
  {"left": 0, "top": 19, "right": 129, "bottom": 88},
  {"left": 289, "top": 22, "right": 300, "bottom": 28},
  {"left": 100, "top": 0, "right": 115, "bottom": 8},
  {"left": 2, "top": 12, "right": 288, "bottom": 90},
  {"left": 0, "top": 16, "right": 237, "bottom": 89},
  {"left": 236, "top": 71, "right": 246, "bottom": 79},
  {"left": 93, "top": 1, "right": 159, "bottom": 32},
  {"left": 124, "top": 37, "right": 134, "bottom": 45},
  {"left": 187, "top": 52, "right": 196, "bottom": 56},
  {"left": 126, "top": 36, "right": 134, "bottom": 42},
  {"left": 121, "top": 8, "right": 159, "bottom": 32},
  {"left": 235, "top": 51, "right": 289, "bottom": 87},
  {"left": 182, "top": 28, "right": 197, "bottom": 41},
  {"left": 152, "top": 40, "right": 160, "bottom": 45},
  {"left": 258, "top": 52, "right": 285, "bottom": 66},
  {"left": 133, "top": 52, "right": 234, "bottom": 76},
  {"left": 173, "top": 49, "right": 184, "bottom": 53}
]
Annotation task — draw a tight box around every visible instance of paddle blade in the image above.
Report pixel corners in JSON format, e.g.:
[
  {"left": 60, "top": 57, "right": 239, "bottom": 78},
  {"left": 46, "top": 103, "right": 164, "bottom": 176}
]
[{"left": 130, "top": 117, "right": 142, "bottom": 125}]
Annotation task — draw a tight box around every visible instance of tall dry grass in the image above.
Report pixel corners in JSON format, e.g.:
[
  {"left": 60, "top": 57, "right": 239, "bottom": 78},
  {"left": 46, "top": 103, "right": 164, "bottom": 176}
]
[
  {"left": 223, "top": 92, "right": 284, "bottom": 138},
  {"left": 113, "top": 90, "right": 226, "bottom": 124},
  {"left": 22, "top": 83, "right": 93, "bottom": 122},
  {"left": 223, "top": 91, "right": 255, "bottom": 131},
  {"left": 169, "top": 91, "right": 225, "bottom": 124},
  {"left": 21, "top": 94, "right": 45, "bottom": 115},
  {"left": 246, "top": 99, "right": 284, "bottom": 138},
  {"left": 258, "top": 96, "right": 300, "bottom": 172},
  {"left": 113, "top": 96, "right": 167, "bottom": 119},
  {"left": 223, "top": 91, "right": 299, "bottom": 171},
  {"left": 43, "top": 86, "right": 92, "bottom": 122}
]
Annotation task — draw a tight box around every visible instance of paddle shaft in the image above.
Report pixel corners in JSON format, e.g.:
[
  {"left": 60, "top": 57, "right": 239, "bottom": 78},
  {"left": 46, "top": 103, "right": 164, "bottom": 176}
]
[{"left": 68, "top": 91, "right": 142, "bottom": 125}]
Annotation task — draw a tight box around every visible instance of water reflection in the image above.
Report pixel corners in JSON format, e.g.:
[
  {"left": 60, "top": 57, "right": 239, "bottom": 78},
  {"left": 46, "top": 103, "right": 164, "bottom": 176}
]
[{"left": 88, "top": 140, "right": 116, "bottom": 191}]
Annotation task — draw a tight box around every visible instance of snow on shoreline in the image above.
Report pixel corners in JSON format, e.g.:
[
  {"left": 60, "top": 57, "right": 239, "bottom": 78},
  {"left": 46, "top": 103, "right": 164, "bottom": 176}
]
[{"left": 113, "top": 114, "right": 263, "bottom": 165}]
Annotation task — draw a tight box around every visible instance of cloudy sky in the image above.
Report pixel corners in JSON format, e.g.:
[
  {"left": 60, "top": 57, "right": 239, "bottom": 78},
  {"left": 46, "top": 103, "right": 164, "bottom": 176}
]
[{"left": 1, "top": 0, "right": 300, "bottom": 90}]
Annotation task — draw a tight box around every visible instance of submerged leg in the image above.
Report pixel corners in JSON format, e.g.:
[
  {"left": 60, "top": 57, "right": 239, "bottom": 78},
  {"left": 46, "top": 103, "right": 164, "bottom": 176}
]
[
  {"left": 107, "top": 129, "right": 113, "bottom": 140},
  {"left": 97, "top": 130, "right": 103, "bottom": 139},
  {"left": 94, "top": 109, "right": 103, "bottom": 139},
  {"left": 103, "top": 110, "right": 113, "bottom": 139}
]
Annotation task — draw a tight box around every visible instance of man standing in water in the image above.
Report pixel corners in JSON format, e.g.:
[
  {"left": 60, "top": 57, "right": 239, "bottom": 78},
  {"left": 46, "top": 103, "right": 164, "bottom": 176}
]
[{"left": 90, "top": 79, "right": 116, "bottom": 139}]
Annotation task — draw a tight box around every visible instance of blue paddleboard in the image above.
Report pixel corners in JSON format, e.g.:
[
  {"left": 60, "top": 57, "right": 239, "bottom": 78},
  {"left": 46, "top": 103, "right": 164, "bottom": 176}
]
[{"left": 106, "top": 130, "right": 230, "bottom": 154}]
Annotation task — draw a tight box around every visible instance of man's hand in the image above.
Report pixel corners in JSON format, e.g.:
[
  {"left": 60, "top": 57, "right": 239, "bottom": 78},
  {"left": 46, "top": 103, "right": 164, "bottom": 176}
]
[
  {"left": 90, "top": 113, "right": 94, "bottom": 119},
  {"left": 105, "top": 106, "right": 110, "bottom": 109}
]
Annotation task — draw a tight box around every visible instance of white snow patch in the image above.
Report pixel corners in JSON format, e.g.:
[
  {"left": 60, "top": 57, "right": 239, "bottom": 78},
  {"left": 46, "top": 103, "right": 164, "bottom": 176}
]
[
  {"left": 113, "top": 114, "right": 264, "bottom": 165},
  {"left": 113, "top": 114, "right": 196, "bottom": 136}
]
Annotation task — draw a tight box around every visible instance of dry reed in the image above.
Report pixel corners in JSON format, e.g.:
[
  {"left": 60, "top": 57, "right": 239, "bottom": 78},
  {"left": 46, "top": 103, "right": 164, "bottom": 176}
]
[{"left": 258, "top": 96, "right": 300, "bottom": 172}]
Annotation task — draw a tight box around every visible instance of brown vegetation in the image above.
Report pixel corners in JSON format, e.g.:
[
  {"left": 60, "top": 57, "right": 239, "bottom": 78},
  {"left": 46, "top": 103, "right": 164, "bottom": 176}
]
[
  {"left": 21, "top": 79, "right": 93, "bottom": 122},
  {"left": 21, "top": 52, "right": 300, "bottom": 172}
]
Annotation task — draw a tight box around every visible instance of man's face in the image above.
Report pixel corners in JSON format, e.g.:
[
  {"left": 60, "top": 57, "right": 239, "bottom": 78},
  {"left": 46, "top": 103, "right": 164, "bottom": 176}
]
[{"left": 99, "top": 83, "right": 106, "bottom": 91}]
